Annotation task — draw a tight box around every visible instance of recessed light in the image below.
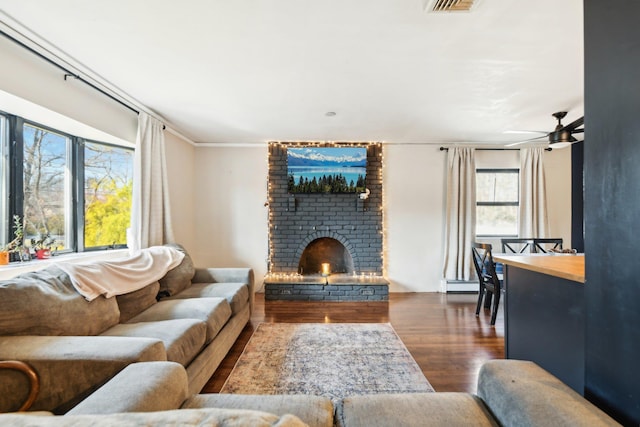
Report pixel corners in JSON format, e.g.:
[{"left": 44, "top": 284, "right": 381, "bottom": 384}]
[{"left": 325, "top": 112, "right": 336, "bottom": 117}]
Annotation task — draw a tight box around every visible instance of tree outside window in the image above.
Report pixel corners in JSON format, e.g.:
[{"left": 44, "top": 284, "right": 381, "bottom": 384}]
[
  {"left": 22, "top": 123, "right": 70, "bottom": 250},
  {"left": 84, "top": 142, "right": 133, "bottom": 248}
]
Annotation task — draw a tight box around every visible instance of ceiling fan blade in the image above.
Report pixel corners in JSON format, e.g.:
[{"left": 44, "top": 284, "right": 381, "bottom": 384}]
[
  {"left": 561, "top": 116, "right": 584, "bottom": 132},
  {"left": 505, "top": 133, "right": 549, "bottom": 147},
  {"left": 503, "top": 130, "right": 548, "bottom": 135},
  {"left": 505, "top": 114, "right": 583, "bottom": 148}
]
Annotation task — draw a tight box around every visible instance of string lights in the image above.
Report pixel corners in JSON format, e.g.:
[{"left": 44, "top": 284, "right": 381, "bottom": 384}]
[
  {"left": 269, "top": 141, "right": 378, "bottom": 149},
  {"left": 379, "top": 143, "right": 386, "bottom": 276},
  {"left": 267, "top": 141, "right": 385, "bottom": 277}
]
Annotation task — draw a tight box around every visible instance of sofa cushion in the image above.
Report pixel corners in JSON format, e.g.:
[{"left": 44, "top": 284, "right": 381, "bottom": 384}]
[
  {"left": 0, "top": 266, "right": 120, "bottom": 336},
  {"left": 0, "top": 408, "right": 308, "bottom": 426},
  {"left": 0, "top": 336, "right": 166, "bottom": 413},
  {"left": 126, "top": 297, "right": 232, "bottom": 343},
  {"left": 116, "top": 281, "right": 160, "bottom": 323},
  {"left": 68, "top": 362, "right": 189, "bottom": 415},
  {"left": 183, "top": 394, "right": 334, "bottom": 427},
  {"left": 101, "top": 319, "right": 206, "bottom": 366},
  {"left": 158, "top": 243, "right": 195, "bottom": 297},
  {"left": 477, "top": 360, "right": 619, "bottom": 427},
  {"left": 337, "top": 393, "right": 498, "bottom": 427},
  {"left": 165, "top": 282, "right": 249, "bottom": 315}
]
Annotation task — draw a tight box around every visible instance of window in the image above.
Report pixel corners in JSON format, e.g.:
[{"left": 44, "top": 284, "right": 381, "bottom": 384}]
[
  {"left": 476, "top": 169, "right": 519, "bottom": 236},
  {"left": 84, "top": 141, "right": 133, "bottom": 248},
  {"left": 1, "top": 112, "right": 133, "bottom": 254},
  {"left": 22, "top": 123, "right": 72, "bottom": 251}
]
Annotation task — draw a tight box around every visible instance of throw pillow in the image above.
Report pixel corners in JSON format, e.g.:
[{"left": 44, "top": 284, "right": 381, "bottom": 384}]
[
  {"left": 158, "top": 243, "right": 195, "bottom": 297},
  {"left": 116, "top": 281, "right": 160, "bottom": 323}
]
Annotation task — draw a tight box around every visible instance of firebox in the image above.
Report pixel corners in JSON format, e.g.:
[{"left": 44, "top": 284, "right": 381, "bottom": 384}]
[{"left": 297, "top": 237, "right": 355, "bottom": 275}]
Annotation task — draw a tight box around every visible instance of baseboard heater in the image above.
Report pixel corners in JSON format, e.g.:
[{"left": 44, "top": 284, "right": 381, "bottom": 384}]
[{"left": 443, "top": 279, "right": 479, "bottom": 293}]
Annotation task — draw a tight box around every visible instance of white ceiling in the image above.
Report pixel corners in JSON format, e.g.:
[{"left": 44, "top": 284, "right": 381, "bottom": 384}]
[{"left": 0, "top": 0, "right": 583, "bottom": 145}]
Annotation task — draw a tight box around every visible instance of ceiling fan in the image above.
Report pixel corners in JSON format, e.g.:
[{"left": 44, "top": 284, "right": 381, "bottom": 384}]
[{"left": 507, "top": 112, "right": 584, "bottom": 148}]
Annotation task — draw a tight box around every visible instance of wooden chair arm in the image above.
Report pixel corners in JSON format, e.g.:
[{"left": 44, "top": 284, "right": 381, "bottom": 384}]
[{"left": 0, "top": 360, "right": 40, "bottom": 412}]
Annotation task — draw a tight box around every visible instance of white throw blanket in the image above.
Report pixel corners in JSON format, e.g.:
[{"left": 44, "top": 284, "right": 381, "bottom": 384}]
[{"left": 58, "top": 246, "right": 185, "bottom": 301}]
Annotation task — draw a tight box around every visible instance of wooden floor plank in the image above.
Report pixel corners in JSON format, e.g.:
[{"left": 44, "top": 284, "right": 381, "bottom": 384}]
[{"left": 201, "top": 292, "right": 504, "bottom": 394}]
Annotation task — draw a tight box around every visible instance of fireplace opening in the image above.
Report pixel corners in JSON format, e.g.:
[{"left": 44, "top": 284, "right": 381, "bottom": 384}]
[{"left": 298, "top": 237, "right": 355, "bottom": 275}]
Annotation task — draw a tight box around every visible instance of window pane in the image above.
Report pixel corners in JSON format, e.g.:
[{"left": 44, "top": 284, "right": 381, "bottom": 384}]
[
  {"left": 476, "top": 205, "right": 518, "bottom": 236},
  {"left": 84, "top": 142, "right": 133, "bottom": 248},
  {"left": 476, "top": 171, "right": 518, "bottom": 203},
  {"left": 23, "top": 123, "right": 69, "bottom": 250}
]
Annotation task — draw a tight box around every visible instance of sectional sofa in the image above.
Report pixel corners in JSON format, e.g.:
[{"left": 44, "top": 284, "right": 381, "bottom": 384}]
[
  {"left": 0, "top": 244, "right": 620, "bottom": 425},
  {"left": 0, "top": 359, "right": 620, "bottom": 426},
  {"left": 0, "top": 244, "right": 254, "bottom": 414}
]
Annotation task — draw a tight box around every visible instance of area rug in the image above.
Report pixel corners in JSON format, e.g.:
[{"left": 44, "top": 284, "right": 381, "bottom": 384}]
[{"left": 220, "top": 323, "right": 434, "bottom": 402}]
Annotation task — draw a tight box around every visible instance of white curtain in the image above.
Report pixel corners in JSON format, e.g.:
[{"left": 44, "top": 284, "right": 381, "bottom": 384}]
[
  {"left": 519, "top": 147, "right": 549, "bottom": 238},
  {"left": 128, "top": 112, "right": 175, "bottom": 252},
  {"left": 443, "top": 147, "right": 476, "bottom": 281}
]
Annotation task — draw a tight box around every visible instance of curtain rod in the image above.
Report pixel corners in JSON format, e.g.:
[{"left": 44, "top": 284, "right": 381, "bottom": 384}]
[
  {"left": 439, "top": 147, "right": 552, "bottom": 152},
  {"left": 0, "top": 30, "right": 140, "bottom": 116}
]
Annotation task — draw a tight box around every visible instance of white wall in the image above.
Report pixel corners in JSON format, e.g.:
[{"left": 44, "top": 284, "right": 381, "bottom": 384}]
[
  {"left": 475, "top": 149, "right": 520, "bottom": 169},
  {"left": 193, "top": 146, "right": 269, "bottom": 286},
  {"left": 384, "top": 145, "right": 446, "bottom": 292},
  {"left": 164, "top": 132, "right": 197, "bottom": 253}
]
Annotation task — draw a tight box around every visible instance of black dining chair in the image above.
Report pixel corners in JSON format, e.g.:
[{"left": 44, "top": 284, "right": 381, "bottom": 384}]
[
  {"left": 500, "top": 238, "right": 536, "bottom": 254},
  {"left": 501, "top": 237, "right": 563, "bottom": 254},
  {"left": 471, "top": 242, "right": 502, "bottom": 326},
  {"left": 532, "top": 238, "right": 563, "bottom": 253}
]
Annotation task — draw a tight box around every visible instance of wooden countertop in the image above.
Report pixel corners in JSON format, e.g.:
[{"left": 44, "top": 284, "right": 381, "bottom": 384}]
[{"left": 493, "top": 254, "right": 585, "bottom": 283}]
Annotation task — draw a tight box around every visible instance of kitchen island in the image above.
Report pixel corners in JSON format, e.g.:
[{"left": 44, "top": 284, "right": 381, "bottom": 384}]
[{"left": 493, "top": 254, "right": 585, "bottom": 394}]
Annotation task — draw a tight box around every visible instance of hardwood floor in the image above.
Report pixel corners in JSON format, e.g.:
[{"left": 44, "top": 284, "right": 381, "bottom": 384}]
[{"left": 201, "top": 292, "right": 504, "bottom": 394}]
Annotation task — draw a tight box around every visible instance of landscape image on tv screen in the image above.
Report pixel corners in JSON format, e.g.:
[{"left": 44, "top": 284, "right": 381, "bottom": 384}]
[{"left": 287, "top": 147, "right": 367, "bottom": 194}]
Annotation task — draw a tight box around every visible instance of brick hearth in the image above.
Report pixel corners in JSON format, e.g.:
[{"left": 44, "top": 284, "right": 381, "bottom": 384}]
[{"left": 264, "top": 274, "right": 389, "bottom": 301}]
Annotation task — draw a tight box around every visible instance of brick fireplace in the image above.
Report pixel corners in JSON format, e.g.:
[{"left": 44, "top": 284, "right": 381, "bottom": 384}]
[{"left": 265, "top": 142, "right": 387, "bottom": 301}]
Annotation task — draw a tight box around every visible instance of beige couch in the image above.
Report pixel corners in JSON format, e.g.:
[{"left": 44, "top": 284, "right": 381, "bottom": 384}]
[
  {"left": 0, "top": 244, "right": 254, "bottom": 414},
  {"left": 0, "top": 359, "right": 620, "bottom": 426}
]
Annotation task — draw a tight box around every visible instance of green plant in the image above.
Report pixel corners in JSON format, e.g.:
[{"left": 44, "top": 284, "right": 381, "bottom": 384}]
[
  {"left": 1, "top": 215, "right": 25, "bottom": 253},
  {"left": 31, "top": 234, "right": 56, "bottom": 251}
]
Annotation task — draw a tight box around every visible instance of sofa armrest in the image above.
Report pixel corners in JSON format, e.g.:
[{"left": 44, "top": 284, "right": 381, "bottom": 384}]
[
  {"left": 0, "top": 336, "right": 167, "bottom": 413},
  {"left": 0, "top": 360, "right": 39, "bottom": 411},
  {"left": 68, "top": 362, "right": 188, "bottom": 415},
  {"left": 477, "top": 360, "right": 619, "bottom": 427},
  {"left": 193, "top": 268, "right": 255, "bottom": 311}
]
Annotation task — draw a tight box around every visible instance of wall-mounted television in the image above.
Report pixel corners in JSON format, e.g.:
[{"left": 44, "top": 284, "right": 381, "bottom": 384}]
[{"left": 287, "top": 146, "right": 367, "bottom": 193}]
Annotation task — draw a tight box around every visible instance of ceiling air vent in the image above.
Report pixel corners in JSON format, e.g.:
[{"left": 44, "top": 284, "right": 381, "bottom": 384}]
[{"left": 425, "top": 0, "right": 479, "bottom": 12}]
